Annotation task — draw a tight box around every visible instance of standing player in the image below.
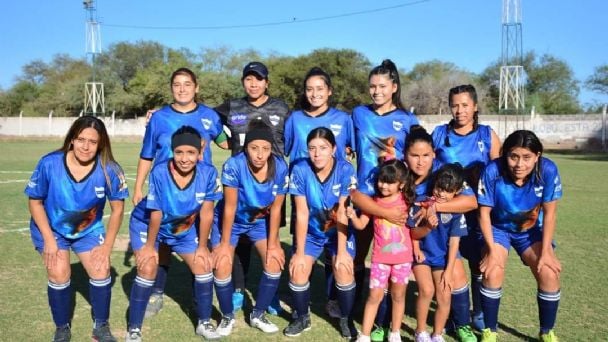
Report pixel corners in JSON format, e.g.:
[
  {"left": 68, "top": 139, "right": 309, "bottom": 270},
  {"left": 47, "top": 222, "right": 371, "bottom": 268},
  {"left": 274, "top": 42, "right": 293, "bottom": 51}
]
[
  {"left": 209, "top": 122, "right": 288, "bottom": 336},
  {"left": 125, "top": 126, "right": 223, "bottom": 341},
  {"left": 284, "top": 127, "right": 358, "bottom": 339},
  {"left": 25, "top": 116, "right": 128, "bottom": 342},
  {"left": 477, "top": 130, "right": 562, "bottom": 342},
  {"left": 283, "top": 66, "right": 355, "bottom": 317},
  {"left": 136, "top": 67, "right": 227, "bottom": 317},
  {"left": 351, "top": 59, "right": 418, "bottom": 340},
  {"left": 431, "top": 84, "right": 500, "bottom": 333},
  {"left": 215, "top": 61, "right": 290, "bottom": 314}
]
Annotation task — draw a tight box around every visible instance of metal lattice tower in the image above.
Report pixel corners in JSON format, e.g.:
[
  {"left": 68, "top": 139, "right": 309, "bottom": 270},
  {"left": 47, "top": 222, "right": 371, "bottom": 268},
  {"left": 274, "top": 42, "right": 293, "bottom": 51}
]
[
  {"left": 499, "top": 0, "right": 525, "bottom": 114},
  {"left": 83, "top": 0, "right": 104, "bottom": 116}
]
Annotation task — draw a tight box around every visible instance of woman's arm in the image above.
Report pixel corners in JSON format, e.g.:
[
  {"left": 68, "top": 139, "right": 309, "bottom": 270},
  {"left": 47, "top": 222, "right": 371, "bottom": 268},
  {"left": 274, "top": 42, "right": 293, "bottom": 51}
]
[
  {"left": 434, "top": 194, "right": 477, "bottom": 214},
  {"left": 351, "top": 190, "right": 406, "bottom": 226},
  {"left": 91, "top": 199, "right": 124, "bottom": 271},
  {"left": 536, "top": 200, "right": 561, "bottom": 275},
  {"left": 133, "top": 158, "right": 152, "bottom": 206},
  {"left": 489, "top": 129, "right": 501, "bottom": 160},
  {"left": 266, "top": 194, "right": 286, "bottom": 270}
]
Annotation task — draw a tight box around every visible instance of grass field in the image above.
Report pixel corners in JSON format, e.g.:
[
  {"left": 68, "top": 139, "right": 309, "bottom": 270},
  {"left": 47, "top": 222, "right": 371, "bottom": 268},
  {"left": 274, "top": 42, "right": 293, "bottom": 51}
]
[{"left": 0, "top": 138, "right": 607, "bottom": 341}]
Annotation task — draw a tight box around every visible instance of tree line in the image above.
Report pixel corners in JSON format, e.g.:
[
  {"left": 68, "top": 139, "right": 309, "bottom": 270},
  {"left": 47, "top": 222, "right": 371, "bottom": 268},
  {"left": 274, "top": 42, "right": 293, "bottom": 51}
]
[{"left": 0, "top": 41, "right": 606, "bottom": 118}]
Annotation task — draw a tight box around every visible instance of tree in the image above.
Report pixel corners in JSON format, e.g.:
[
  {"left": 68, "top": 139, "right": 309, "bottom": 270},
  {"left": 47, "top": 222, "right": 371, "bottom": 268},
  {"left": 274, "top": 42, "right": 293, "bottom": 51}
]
[{"left": 586, "top": 64, "right": 608, "bottom": 96}]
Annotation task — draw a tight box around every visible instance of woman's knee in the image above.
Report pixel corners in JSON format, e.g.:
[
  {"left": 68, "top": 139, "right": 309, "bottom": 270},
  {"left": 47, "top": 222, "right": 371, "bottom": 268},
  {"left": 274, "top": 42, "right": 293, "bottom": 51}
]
[{"left": 137, "top": 262, "right": 158, "bottom": 279}]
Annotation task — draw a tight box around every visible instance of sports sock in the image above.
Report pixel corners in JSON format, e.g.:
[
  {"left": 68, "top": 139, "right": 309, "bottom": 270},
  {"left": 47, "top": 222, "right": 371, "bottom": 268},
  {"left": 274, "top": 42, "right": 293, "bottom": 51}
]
[
  {"left": 89, "top": 277, "right": 112, "bottom": 327},
  {"left": 48, "top": 280, "right": 72, "bottom": 327},
  {"left": 193, "top": 273, "right": 214, "bottom": 321},
  {"left": 289, "top": 281, "right": 310, "bottom": 317},
  {"left": 538, "top": 289, "right": 560, "bottom": 334},
  {"left": 336, "top": 281, "right": 356, "bottom": 319},
  {"left": 214, "top": 276, "right": 234, "bottom": 318},
  {"left": 152, "top": 264, "right": 168, "bottom": 295},
  {"left": 480, "top": 285, "right": 502, "bottom": 331},
  {"left": 451, "top": 284, "right": 471, "bottom": 328},
  {"left": 127, "top": 276, "right": 154, "bottom": 329},
  {"left": 253, "top": 271, "right": 281, "bottom": 317}
]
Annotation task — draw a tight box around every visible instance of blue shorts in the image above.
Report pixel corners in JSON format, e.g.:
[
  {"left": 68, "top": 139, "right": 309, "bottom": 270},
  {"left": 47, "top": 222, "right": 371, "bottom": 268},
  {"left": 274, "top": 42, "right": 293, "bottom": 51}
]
[
  {"left": 459, "top": 229, "right": 483, "bottom": 264},
  {"left": 415, "top": 250, "right": 463, "bottom": 269},
  {"left": 295, "top": 232, "right": 356, "bottom": 260},
  {"left": 210, "top": 219, "right": 268, "bottom": 248},
  {"left": 30, "top": 226, "right": 105, "bottom": 254},
  {"left": 129, "top": 217, "right": 199, "bottom": 255},
  {"left": 492, "top": 226, "right": 552, "bottom": 262}
]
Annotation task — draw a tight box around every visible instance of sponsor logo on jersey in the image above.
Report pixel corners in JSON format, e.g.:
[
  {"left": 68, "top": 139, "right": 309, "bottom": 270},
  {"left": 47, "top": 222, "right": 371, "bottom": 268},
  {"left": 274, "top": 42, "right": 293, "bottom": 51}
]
[
  {"left": 230, "top": 114, "right": 247, "bottom": 125},
  {"left": 329, "top": 124, "right": 342, "bottom": 137},
  {"left": 269, "top": 115, "right": 280, "bottom": 126},
  {"left": 195, "top": 192, "right": 206, "bottom": 204},
  {"left": 440, "top": 213, "right": 453, "bottom": 224},
  {"left": 201, "top": 118, "right": 212, "bottom": 130},
  {"left": 392, "top": 121, "right": 403, "bottom": 131},
  {"left": 95, "top": 186, "right": 105, "bottom": 198},
  {"left": 478, "top": 140, "right": 485, "bottom": 153},
  {"left": 332, "top": 184, "right": 341, "bottom": 196},
  {"left": 534, "top": 186, "right": 544, "bottom": 197}
]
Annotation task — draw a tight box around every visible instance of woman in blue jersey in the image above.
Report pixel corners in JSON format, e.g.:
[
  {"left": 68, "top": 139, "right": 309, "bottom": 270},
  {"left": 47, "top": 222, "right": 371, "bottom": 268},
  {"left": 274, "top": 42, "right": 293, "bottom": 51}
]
[
  {"left": 209, "top": 122, "right": 288, "bottom": 336},
  {"left": 351, "top": 59, "right": 418, "bottom": 340},
  {"left": 284, "top": 127, "right": 358, "bottom": 339},
  {"left": 283, "top": 66, "right": 355, "bottom": 318},
  {"left": 431, "top": 84, "right": 500, "bottom": 334},
  {"left": 125, "top": 126, "right": 223, "bottom": 341},
  {"left": 135, "top": 67, "right": 227, "bottom": 317},
  {"left": 477, "top": 130, "right": 562, "bottom": 342},
  {"left": 25, "top": 116, "right": 128, "bottom": 342}
]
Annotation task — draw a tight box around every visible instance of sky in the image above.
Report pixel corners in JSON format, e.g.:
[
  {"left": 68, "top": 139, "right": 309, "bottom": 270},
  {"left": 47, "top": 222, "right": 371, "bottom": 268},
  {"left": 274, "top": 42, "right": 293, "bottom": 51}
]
[{"left": 1, "top": 0, "right": 606, "bottom": 107}]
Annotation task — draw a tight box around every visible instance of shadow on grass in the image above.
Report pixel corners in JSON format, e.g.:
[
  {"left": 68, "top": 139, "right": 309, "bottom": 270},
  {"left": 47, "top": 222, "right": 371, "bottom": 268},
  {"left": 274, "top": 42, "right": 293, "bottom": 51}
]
[{"left": 69, "top": 262, "right": 119, "bottom": 322}]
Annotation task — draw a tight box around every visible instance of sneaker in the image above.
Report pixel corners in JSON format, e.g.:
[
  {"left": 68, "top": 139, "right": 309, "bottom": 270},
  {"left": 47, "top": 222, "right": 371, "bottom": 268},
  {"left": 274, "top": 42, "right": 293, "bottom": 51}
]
[
  {"left": 388, "top": 331, "right": 402, "bottom": 342},
  {"left": 195, "top": 320, "right": 221, "bottom": 340},
  {"left": 480, "top": 329, "right": 497, "bottom": 342},
  {"left": 52, "top": 325, "right": 71, "bottom": 342},
  {"left": 456, "top": 325, "right": 478, "bottom": 342},
  {"left": 415, "top": 331, "right": 432, "bottom": 342},
  {"left": 92, "top": 322, "right": 117, "bottom": 342},
  {"left": 144, "top": 293, "right": 164, "bottom": 318},
  {"left": 325, "top": 299, "right": 341, "bottom": 319},
  {"left": 232, "top": 291, "right": 244, "bottom": 312},
  {"left": 216, "top": 316, "right": 236, "bottom": 337},
  {"left": 370, "top": 325, "right": 387, "bottom": 342},
  {"left": 250, "top": 312, "right": 279, "bottom": 333},
  {"left": 471, "top": 311, "right": 485, "bottom": 331},
  {"left": 539, "top": 330, "right": 558, "bottom": 342},
  {"left": 125, "top": 328, "right": 142, "bottom": 342},
  {"left": 357, "top": 335, "right": 372, "bottom": 342},
  {"left": 283, "top": 315, "right": 312, "bottom": 337},
  {"left": 430, "top": 334, "right": 446, "bottom": 342},
  {"left": 339, "top": 317, "right": 358, "bottom": 338},
  {"left": 267, "top": 294, "right": 283, "bottom": 315}
]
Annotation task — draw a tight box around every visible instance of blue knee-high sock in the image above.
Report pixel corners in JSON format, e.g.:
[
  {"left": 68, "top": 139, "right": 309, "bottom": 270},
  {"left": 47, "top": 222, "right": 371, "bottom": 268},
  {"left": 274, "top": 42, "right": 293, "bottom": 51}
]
[
  {"left": 375, "top": 290, "right": 390, "bottom": 327},
  {"left": 538, "top": 289, "right": 560, "bottom": 334},
  {"left": 48, "top": 280, "right": 72, "bottom": 327},
  {"left": 89, "top": 277, "right": 112, "bottom": 327},
  {"left": 214, "top": 276, "right": 234, "bottom": 318},
  {"left": 336, "top": 281, "right": 356, "bottom": 319},
  {"left": 194, "top": 273, "right": 214, "bottom": 322},
  {"left": 471, "top": 273, "right": 483, "bottom": 315},
  {"left": 152, "top": 265, "right": 168, "bottom": 295},
  {"left": 451, "top": 284, "right": 471, "bottom": 328},
  {"left": 354, "top": 264, "right": 366, "bottom": 302},
  {"left": 289, "top": 282, "right": 310, "bottom": 317},
  {"left": 480, "top": 285, "right": 502, "bottom": 332},
  {"left": 128, "top": 276, "right": 154, "bottom": 329},
  {"left": 253, "top": 271, "right": 281, "bottom": 317},
  {"left": 324, "top": 255, "right": 336, "bottom": 300}
]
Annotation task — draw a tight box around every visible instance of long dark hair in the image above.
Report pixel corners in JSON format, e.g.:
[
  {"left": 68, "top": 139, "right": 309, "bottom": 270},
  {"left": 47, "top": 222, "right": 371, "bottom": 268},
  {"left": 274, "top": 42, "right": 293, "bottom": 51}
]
[
  {"left": 59, "top": 116, "right": 120, "bottom": 189},
  {"left": 501, "top": 130, "right": 544, "bottom": 183},
  {"left": 376, "top": 159, "right": 415, "bottom": 204},
  {"left": 405, "top": 125, "right": 433, "bottom": 153},
  {"left": 307, "top": 126, "right": 337, "bottom": 147},
  {"left": 298, "top": 66, "right": 333, "bottom": 111},
  {"left": 369, "top": 59, "right": 404, "bottom": 110},
  {"left": 444, "top": 84, "right": 479, "bottom": 147}
]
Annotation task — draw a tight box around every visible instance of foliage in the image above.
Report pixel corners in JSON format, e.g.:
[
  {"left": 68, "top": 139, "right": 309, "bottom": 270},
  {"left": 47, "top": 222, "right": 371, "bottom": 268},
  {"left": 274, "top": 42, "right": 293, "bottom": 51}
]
[{"left": 585, "top": 64, "right": 608, "bottom": 95}]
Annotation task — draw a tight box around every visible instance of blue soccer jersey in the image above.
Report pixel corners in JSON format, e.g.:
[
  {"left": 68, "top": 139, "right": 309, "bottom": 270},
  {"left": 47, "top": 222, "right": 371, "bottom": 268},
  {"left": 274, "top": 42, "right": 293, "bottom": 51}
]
[
  {"left": 289, "top": 159, "right": 357, "bottom": 243},
  {"left": 417, "top": 207, "right": 468, "bottom": 262},
  {"left": 24, "top": 151, "right": 129, "bottom": 239},
  {"left": 140, "top": 104, "right": 223, "bottom": 165},
  {"left": 432, "top": 124, "right": 493, "bottom": 190},
  {"left": 477, "top": 157, "right": 562, "bottom": 233},
  {"left": 284, "top": 107, "right": 355, "bottom": 163},
  {"left": 352, "top": 105, "right": 418, "bottom": 195},
  {"left": 131, "top": 160, "right": 222, "bottom": 237},
  {"left": 414, "top": 160, "right": 475, "bottom": 199},
  {"left": 215, "top": 152, "right": 289, "bottom": 225}
]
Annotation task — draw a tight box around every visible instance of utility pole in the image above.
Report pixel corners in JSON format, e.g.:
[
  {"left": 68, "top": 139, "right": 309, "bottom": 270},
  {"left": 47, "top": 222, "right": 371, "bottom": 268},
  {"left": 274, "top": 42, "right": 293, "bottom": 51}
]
[
  {"left": 83, "top": 0, "right": 104, "bottom": 116},
  {"left": 499, "top": 0, "right": 525, "bottom": 117}
]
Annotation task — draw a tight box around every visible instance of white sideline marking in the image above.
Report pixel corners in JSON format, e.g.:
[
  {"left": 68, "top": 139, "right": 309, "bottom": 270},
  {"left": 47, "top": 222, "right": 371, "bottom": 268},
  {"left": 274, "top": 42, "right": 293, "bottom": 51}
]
[{"left": 0, "top": 179, "right": 28, "bottom": 184}]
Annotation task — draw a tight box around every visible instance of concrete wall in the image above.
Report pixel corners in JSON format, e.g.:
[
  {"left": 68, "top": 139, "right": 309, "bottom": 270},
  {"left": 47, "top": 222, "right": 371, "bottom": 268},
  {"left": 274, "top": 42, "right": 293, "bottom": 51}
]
[{"left": 1, "top": 113, "right": 606, "bottom": 148}]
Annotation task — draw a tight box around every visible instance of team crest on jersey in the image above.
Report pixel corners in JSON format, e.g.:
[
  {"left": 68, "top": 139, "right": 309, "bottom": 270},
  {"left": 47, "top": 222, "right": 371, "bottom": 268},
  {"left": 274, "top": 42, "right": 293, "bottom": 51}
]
[
  {"left": 139, "top": 231, "right": 148, "bottom": 244},
  {"left": 440, "top": 213, "right": 453, "bottom": 224},
  {"left": 230, "top": 114, "right": 247, "bottom": 125},
  {"left": 269, "top": 115, "right": 280, "bottom": 126},
  {"left": 478, "top": 140, "right": 485, "bottom": 153},
  {"left": 332, "top": 184, "right": 341, "bottom": 196},
  {"left": 94, "top": 186, "right": 105, "bottom": 198},
  {"left": 27, "top": 170, "right": 39, "bottom": 188},
  {"left": 329, "top": 124, "right": 342, "bottom": 137},
  {"left": 195, "top": 192, "right": 206, "bottom": 204},
  {"left": 201, "top": 118, "right": 212, "bottom": 130},
  {"left": 392, "top": 121, "right": 403, "bottom": 131},
  {"left": 534, "top": 186, "right": 544, "bottom": 197}
]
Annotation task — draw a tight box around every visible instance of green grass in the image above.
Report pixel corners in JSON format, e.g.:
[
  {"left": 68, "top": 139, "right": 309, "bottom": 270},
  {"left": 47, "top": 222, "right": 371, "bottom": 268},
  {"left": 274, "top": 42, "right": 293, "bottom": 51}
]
[{"left": 0, "top": 138, "right": 607, "bottom": 341}]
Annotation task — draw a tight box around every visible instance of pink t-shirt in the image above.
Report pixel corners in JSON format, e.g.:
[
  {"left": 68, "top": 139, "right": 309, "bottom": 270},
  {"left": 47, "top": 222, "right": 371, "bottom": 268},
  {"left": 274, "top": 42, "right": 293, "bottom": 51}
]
[{"left": 370, "top": 195, "right": 413, "bottom": 264}]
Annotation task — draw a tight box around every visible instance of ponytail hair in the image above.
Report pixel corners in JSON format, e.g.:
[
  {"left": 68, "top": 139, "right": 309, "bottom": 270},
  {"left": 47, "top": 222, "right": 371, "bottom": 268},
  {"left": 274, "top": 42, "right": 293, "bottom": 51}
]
[{"left": 369, "top": 59, "right": 404, "bottom": 110}]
